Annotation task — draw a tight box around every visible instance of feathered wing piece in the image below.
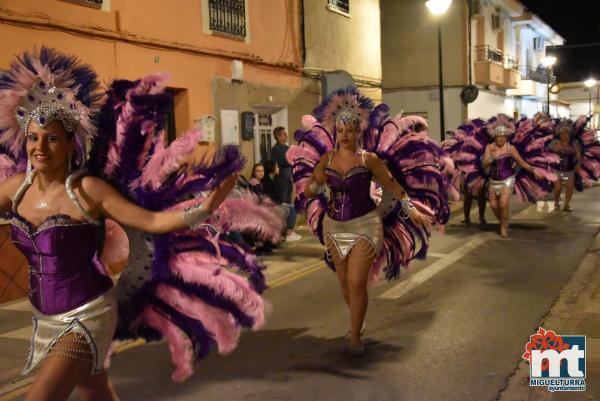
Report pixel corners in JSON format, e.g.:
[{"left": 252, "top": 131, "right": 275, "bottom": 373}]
[
  {"left": 363, "top": 109, "right": 450, "bottom": 281},
  {"left": 288, "top": 88, "right": 449, "bottom": 283},
  {"left": 446, "top": 115, "right": 557, "bottom": 202},
  {"left": 444, "top": 119, "right": 489, "bottom": 197},
  {"left": 89, "top": 75, "right": 281, "bottom": 382},
  {"left": 572, "top": 116, "right": 600, "bottom": 190},
  {"left": 510, "top": 117, "right": 558, "bottom": 202}
]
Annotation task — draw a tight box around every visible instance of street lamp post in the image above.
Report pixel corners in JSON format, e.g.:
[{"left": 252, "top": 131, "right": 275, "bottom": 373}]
[
  {"left": 585, "top": 78, "right": 596, "bottom": 116},
  {"left": 426, "top": 0, "right": 452, "bottom": 142},
  {"left": 541, "top": 56, "right": 556, "bottom": 115}
]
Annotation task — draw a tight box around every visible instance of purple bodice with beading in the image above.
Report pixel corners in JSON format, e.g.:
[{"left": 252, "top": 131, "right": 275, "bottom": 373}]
[
  {"left": 556, "top": 148, "right": 577, "bottom": 172},
  {"left": 489, "top": 154, "right": 516, "bottom": 180},
  {"left": 325, "top": 166, "right": 376, "bottom": 221},
  {"left": 10, "top": 214, "right": 112, "bottom": 315}
]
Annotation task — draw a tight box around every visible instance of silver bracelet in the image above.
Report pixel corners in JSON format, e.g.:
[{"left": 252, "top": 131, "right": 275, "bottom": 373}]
[
  {"left": 181, "top": 203, "right": 210, "bottom": 228},
  {"left": 309, "top": 181, "right": 323, "bottom": 194},
  {"left": 398, "top": 197, "right": 416, "bottom": 220}
]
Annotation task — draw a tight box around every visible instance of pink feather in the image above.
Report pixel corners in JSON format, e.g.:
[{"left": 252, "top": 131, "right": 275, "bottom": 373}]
[
  {"left": 138, "top": 307, "right": 195, "bottom": 382},
  {"left": 169, "top": 253, "right": 265, "bottom": 328},
  {"left": 155, "top": 284, "right": 240, "bottom": 354}
]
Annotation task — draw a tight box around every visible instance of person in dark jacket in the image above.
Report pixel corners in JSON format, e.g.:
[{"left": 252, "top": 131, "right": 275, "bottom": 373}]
[
  {"left": 262, "top": 160, "right": 302, "bottom": 242},
  {"left": 270, "top": 126, "right": 293, "bottom": 204}
]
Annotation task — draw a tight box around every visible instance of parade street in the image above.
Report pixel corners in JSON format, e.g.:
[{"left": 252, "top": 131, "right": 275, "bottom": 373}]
[{"left": 6, "top": 189, "right": 591, "bottom": 401}]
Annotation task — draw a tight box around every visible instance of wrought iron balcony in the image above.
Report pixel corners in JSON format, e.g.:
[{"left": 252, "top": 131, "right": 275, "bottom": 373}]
[
  {"left": 475, "top": 45, "right": 503, "bottom": 64},
  {"left": 519, "top": 65, "right": 556, "bottom": 84},
  {"left": 61, "top": 0, "right": 103, "bottom": 9},
  {"left": 208, "top": 0, "right": 247, "bottom": 38}
]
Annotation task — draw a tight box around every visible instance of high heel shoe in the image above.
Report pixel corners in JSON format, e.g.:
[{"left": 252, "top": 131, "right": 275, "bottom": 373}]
[
  {"left": 349, "top": 343, "right": 365, "bottom": 356},
  {"left": 344, "top": 323, "right": 366, "bottom": 341}
]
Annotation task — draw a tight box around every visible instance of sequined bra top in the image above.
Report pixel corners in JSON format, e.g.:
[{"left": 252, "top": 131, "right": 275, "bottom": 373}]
[
  {"left": 9, "top": 171, "right": 112, "bottom": 315},
  {"left": 325, "top": 151, "right": 377, "bottom": 221},
  {"left": 489, "top": 149, "right": 516, "bottom": 181}
]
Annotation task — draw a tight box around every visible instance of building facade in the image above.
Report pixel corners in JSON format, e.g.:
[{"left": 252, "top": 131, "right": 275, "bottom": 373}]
[
  {"left": 0, "top": 0, "right": 382, "bottom": 303},
  {"left": 381, "top": 0, "right": 565, "bottom": 141}
]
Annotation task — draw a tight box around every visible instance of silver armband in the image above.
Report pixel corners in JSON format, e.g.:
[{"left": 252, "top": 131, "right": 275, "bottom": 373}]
[
  {"left": 309, "top": 181, "right": 323, "bottom": 194},
  {"left": 181, "top": 203, "right": 210, "bottom": 228},
  {"left": 398, "top": 197, "right": 416, "bottom": 220}
]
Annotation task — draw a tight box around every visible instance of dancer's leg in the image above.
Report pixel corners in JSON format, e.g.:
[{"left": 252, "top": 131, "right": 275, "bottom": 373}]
[
  {"left": 463, "top": 191, "right": 473, "bottom": 224},
  {"left": 77, "top": 371, "right": 120, "bottom": 401},
  {"left": 499, "top": 191, "right": 511, "bottom": 236},
  {"left": 346, "top": 240, "right": 376, "bottom": 349},
  {"left": 25, "top": 333, "right": 117, "bottom": 401},
  {"left": 554, "top": 180, "right": 563, "bottom": 210},
  {"left": 564, "top": 177, "right": 575, "bottom": 211}
]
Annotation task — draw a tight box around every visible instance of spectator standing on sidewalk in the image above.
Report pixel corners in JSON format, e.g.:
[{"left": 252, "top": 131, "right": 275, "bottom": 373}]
[
  {"left": 262, "top": 161, "right": 302, "bottom": 242},
  {"left": 271, "top": 127, "right": 294, "bottom": 204}
]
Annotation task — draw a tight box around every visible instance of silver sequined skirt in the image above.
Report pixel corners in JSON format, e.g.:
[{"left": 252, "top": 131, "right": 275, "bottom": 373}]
[
  {"left": 24, "top": 288, "right": 117, "bottom": 375},
  {"left": 322, "top": 210, "right": 384, "bottom": 260},
  {"left": 556, "top": 170, "right": 575, "bottom": 184},
  {"left": 487, "top": 175, "right": 516, "bottom": 196}
]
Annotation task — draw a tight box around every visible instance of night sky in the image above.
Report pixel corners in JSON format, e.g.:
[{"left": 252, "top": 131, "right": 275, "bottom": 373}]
[{"left": 519, "top": 0, "right": 600, "bottom": 83}]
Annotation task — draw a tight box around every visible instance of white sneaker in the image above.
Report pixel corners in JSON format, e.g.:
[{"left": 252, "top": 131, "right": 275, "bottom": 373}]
[{"left": 286, "top": 232, "right": 302, "bottom": 242}]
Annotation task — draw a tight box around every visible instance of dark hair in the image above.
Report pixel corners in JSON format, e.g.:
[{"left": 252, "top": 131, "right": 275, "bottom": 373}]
[
  {"left": 263, "top": 160, "right": 278, "bottom": 175},
  {"left": 273, "top": 126, "right": 286, "bottom": 139},
  {"left": 251, "top": 163, "right": 264, "bottom": 179}
]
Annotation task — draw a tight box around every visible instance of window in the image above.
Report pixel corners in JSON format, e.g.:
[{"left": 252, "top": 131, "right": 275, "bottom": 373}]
[
  {"left": 533, "top": 36, "right": 544, "bottom": 51},
  {"left": 60, "top": 0, "right": 103, "bottom": 9},
  {"left": 328, "top": 0, "right": 350, "bottom": 15},
  {"left": 491, "top": 13, "right": 501, "bottom": 31},
  {"left": 257, "top": 113, "right": 273, "bottom": 163},
  {"left": 208, "top": 0, "right": 247, "bottom": 39}
]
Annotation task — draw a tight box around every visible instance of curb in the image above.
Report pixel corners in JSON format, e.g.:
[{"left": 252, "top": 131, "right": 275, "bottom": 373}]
[{"left": 497, "top": 228, "right": 600, "bottom": 401}]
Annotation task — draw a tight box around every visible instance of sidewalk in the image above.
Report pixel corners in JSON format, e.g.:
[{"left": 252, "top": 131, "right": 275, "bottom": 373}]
[{"left": 498, "top": 229, "right": 600, "bottom": 401}]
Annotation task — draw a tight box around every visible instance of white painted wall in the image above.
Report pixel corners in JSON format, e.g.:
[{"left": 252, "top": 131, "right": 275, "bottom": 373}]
[
  {"left": 467, "top": 90, "right": 514, "bottom": 119},
  {"left": 383, "top": 88, "right": 464, "bottom": 142}
]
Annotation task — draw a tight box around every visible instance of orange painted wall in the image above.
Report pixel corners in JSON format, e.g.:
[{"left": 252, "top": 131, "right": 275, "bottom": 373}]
[
  {"left": 0, "top": 0, "right": 303, "bottom": 131},
  {"left": 0, "top": 0, "right": 303, "bottom": 303}
]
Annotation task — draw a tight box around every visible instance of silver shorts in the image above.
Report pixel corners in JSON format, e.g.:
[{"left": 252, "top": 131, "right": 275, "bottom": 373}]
[{"left": 487, "top": 175, "right": 516, "bottom": 197}]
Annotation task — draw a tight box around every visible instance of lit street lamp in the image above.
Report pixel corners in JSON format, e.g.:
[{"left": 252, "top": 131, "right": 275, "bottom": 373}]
[
  {"left": 426, "top": 0, "right": 452, "bottom": 141},
  {"left": 585, "top": 78, "right": 596, "bottom": 116},
  {"left": 541, "top": 56, "right": 557, "bottom": 115}
]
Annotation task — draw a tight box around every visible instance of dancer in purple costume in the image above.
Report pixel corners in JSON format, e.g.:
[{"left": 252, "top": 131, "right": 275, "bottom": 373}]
[
  {"left": 549, "top": 120, "right": 582, "bottom": 212},
  {"left": 288, "top": 88, "right": 451, "bottom": 355},
  {"left": 0, "top": 48, "right": 281, "bottom": 400},
  {"left": 482, "top": 117, "right": 545, "bottom": 236},
  {"left": 548, "top": 116, "right": 600, "bottom": 212}
]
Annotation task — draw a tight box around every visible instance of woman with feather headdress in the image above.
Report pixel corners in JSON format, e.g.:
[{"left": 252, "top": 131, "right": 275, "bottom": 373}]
[{"left": 0, "top": 48, "right": 281, "bottom": 400}]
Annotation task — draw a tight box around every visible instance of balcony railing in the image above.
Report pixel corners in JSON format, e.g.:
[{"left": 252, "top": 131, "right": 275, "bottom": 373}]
[
  {"left": 475, "top": 45, "right": 503, "bottom": 64},
  {"left": 518, "top": 65, "right": 556, "bottom": 84},
  {"left": 503, "top": 55, "right": 518, "bottom": 70},
  {"left": 60, "top": 0, "right": 103, "bottom": 9},
  {"left": 208, "top": 0, "right": 246, "bottom": 39}
]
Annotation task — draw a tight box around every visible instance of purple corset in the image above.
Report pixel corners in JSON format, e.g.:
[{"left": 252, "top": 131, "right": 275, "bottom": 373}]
[
  {"left": 489, "top": 155, "right": 515, "bottom": 180},
  {"left": 10, "top": 214, "right": 112, "bottom": 315},
  {"left": 557, "top": 149, "right": 577, "bottom": 172},
  {"left": 326, "top": 166, "right": 376, "bottom": 221}
]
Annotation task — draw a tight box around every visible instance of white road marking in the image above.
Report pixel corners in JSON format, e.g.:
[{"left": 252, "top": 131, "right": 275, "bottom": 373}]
[
  {"left": 378, "top": 234, "right": 493, "bottom": 300},
  {"left": 0, "top": 326, "right": 31, "bottom": 340},
  {"left": 0, "top": 299, "right": 30, "bottom": 312}
]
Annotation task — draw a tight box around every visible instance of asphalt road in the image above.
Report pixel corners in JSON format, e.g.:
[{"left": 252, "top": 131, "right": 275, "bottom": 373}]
[{"left": 26, "top": 189, "right": 600, "bottom": 401}]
